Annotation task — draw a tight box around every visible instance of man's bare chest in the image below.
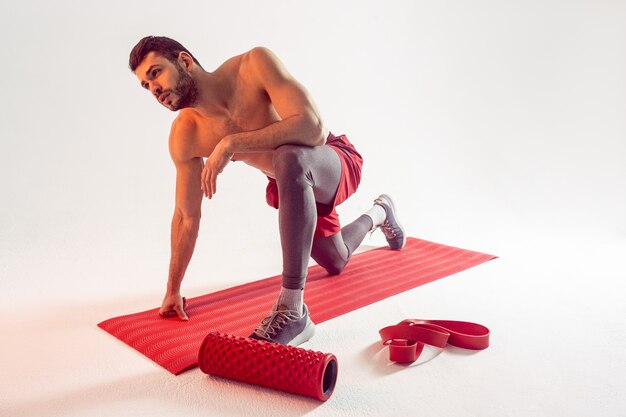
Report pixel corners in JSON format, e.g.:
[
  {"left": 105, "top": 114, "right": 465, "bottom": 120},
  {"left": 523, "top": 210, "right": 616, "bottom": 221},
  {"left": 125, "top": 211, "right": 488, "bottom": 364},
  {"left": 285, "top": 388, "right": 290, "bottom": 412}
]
[{"left": 206, "top": 92, "right": 279, "bottom": 139}]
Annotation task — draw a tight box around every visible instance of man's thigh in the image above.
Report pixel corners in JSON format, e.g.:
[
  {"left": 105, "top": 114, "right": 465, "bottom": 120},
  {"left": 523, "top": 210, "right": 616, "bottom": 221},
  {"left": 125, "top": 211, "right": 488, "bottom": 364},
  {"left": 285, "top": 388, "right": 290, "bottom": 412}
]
[{"left": 274, "top": 144, "right": 342, "bottom": 206}]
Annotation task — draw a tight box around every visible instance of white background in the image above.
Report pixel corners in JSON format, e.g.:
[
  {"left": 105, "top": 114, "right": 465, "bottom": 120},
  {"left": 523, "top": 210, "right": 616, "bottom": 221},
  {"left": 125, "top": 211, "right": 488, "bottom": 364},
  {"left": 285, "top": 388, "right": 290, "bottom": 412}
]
[{"left": 1, "top": 1, "right": 625, "bottom": 416}]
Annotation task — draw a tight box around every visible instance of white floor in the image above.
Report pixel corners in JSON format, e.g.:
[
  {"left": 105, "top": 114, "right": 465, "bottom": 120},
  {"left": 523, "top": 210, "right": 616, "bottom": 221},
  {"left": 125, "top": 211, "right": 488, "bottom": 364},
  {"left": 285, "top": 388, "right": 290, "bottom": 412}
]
[
  {"left": 2, "top": 1, "right": 625, "bottom": 415},
  {"left": 2, "top": 223, "right": 625, "bottom": 417}
]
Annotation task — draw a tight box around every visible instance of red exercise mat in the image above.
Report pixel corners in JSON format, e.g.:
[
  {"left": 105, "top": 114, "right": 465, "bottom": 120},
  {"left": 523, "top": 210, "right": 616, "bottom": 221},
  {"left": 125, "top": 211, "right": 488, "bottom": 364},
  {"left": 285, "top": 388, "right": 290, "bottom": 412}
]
[{"left": 98, "top": 237, "right": 496, "bottom": 374}]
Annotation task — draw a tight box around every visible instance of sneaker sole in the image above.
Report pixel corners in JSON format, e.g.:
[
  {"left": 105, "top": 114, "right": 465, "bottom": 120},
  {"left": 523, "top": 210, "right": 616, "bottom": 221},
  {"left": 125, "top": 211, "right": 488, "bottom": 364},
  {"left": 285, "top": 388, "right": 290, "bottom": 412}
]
[
  {"left": 287, "top": 320, "right": 316, "bottom": 346},
  {"left": 379, "top": 193, "right": 407, "bottom": 250}
]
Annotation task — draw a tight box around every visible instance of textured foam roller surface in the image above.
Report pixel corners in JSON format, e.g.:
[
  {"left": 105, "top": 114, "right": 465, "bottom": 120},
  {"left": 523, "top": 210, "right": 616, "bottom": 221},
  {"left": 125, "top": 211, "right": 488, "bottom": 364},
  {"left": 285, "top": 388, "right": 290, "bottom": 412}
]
[
  {"left": 198, "top": 332, "right": 338, "bottom": 401},
  {"left": 98, "top": 237, "right": 496, "bottom": 374}
]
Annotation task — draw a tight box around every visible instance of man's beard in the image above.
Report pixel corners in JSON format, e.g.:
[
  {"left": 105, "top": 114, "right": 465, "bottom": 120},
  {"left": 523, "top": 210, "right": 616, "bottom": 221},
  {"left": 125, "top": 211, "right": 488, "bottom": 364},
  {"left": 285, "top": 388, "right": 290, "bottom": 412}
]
[{"left": 169, "top": 61, "right": 199, "bottom": 111}]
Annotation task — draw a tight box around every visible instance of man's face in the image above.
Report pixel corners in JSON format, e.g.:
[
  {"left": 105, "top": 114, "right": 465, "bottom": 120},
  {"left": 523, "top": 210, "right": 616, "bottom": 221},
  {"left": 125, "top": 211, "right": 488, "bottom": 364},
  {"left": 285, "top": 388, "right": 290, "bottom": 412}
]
[{"left": 135, "top": 52, "right": 198, "bottom": 111}]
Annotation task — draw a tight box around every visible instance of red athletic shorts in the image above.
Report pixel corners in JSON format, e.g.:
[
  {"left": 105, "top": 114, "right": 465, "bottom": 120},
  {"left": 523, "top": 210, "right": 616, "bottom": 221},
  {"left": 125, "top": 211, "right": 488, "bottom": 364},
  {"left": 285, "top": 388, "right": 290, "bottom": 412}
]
[{"left": 265, "top": 132, "right": 363, "bottom": 240}]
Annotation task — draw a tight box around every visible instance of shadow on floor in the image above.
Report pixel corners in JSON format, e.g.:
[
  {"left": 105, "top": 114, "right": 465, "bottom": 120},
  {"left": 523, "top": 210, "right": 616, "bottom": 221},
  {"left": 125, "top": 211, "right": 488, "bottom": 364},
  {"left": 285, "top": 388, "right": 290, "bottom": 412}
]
[{"left": 4, "top": 369, "right": 324, "bottom": 417}]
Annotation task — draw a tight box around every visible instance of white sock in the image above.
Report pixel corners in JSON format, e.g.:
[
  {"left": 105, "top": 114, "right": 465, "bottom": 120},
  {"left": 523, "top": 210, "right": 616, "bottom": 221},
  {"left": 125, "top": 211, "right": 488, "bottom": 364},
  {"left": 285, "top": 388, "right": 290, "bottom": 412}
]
[
  {"left": 277, "top": 287, "right": 303, "bottom": 315},
  {"left": 364, "top": 204, "right": 386, "bottom": 230}
]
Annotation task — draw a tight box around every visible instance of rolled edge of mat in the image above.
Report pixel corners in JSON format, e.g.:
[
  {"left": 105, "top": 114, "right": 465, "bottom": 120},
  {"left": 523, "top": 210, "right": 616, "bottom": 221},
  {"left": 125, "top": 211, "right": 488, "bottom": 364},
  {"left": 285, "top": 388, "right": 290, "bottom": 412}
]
[{"left": 198, "top": 331, "right": 338, "bottom": 401}]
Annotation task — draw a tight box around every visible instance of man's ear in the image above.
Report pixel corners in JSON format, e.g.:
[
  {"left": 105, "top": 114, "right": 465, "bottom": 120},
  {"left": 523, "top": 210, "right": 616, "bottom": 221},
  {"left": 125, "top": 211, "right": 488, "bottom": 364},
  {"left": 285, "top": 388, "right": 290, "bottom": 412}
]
[{"left": 178, "top": 51, "right": 193, "bottom": 71}]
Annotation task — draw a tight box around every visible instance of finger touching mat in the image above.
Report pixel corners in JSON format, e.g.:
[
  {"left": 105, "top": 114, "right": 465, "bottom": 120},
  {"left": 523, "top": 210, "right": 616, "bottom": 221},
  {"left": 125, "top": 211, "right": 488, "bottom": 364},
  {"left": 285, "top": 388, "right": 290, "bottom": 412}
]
[{"left": 98, "top": 237, "right": 496, "bottom": 374}]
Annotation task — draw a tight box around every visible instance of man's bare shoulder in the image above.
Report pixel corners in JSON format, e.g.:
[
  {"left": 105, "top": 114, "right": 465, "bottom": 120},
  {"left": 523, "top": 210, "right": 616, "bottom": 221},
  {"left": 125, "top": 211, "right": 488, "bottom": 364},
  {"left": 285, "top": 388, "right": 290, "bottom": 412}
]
[
  {"left": 246, "top": 46, "right": 276, "bottom": 62},
  {"left": 171, "top": 109, "right": 201, "bottom": 131},
  {"left": 208, "top": 48, "right": 281, "bottom": 90},
  {"left": 239, "top": 47, "right": 292, "bottom": 89},
  {"left": 170, "top": 110, "right": 202, "bottom": 143},
  {"left": 244, "top": 47, "right": 281, "bottom": 73},
  {"left": 169, "top": 110, "right": 202, "bottom": 163},
  {"left": 218, "top": 47, "right": 278, "bottom": 79}
]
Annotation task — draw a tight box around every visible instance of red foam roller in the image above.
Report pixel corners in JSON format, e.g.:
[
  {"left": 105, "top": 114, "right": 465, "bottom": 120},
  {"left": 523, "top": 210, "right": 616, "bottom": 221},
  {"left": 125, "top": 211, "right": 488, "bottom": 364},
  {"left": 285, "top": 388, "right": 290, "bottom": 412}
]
[{"left": 198, "top": 332, "right": 338, "bottom": 401}]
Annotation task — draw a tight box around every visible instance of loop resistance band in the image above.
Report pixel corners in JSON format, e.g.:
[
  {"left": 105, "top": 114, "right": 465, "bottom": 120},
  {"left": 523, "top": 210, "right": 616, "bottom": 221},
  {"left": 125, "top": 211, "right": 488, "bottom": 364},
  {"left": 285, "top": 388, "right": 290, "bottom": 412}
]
[{"left": 379, "top": 319, "right": 490, "bottom": 363}]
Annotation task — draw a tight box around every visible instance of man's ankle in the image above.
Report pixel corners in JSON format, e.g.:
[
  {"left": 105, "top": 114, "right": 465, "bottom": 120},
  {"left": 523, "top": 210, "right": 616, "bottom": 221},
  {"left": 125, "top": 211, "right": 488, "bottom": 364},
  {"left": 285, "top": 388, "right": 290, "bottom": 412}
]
[{"left": 276, "top": 287, "right": 303, "bottom": 315}]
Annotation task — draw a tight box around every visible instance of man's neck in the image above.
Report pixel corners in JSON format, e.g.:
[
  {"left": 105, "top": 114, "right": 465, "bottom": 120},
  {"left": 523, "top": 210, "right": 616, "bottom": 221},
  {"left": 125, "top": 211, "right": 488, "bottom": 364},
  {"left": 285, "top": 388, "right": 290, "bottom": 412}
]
[{"left": 190, "top": 70, "right": 232, "bottom": 118}]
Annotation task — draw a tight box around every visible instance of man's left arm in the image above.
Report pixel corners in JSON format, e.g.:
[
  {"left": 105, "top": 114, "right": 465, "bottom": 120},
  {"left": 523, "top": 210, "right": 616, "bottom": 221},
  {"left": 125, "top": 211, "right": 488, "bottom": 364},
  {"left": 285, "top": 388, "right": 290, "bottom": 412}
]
[
  {"left": 201, "top": 47, "right": 328, "bottom": 198},
  {"left": 225, "top": 47, "right": 328, "bottom": 152},
  {"left": 223, "top": 47, "right": 327, "bottom": 151}
]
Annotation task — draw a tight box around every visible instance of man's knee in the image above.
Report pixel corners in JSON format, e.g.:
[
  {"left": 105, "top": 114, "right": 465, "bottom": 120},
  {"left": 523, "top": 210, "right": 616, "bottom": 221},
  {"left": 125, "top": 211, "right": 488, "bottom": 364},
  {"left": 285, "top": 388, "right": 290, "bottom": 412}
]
[
  {"left": 272, "top": 145, "right": 310, "bottom": 179},
  {"left": 324, "top": 258, "right": 347, "bottom": 275}
]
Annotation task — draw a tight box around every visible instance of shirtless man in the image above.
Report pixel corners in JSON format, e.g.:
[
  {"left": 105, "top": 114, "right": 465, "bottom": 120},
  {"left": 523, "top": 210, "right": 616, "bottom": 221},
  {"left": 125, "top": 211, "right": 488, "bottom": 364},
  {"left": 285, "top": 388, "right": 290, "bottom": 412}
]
[{"left": 129, "top": 36, "right": 406, "bottom": 345}]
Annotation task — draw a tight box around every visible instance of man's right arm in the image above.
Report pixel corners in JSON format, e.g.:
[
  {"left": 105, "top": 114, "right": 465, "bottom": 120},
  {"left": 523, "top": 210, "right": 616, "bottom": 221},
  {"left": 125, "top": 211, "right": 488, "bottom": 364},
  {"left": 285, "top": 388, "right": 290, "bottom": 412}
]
[{"left": 160, "top": 117, "right": 204, "bottom": 320}]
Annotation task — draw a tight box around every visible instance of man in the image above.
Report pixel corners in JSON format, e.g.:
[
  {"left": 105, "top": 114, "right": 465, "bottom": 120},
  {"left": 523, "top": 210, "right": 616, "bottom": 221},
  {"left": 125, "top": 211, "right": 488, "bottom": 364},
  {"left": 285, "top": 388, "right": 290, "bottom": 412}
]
[{"left": 129, "top": 36, "right": 406, "bottom": 345}]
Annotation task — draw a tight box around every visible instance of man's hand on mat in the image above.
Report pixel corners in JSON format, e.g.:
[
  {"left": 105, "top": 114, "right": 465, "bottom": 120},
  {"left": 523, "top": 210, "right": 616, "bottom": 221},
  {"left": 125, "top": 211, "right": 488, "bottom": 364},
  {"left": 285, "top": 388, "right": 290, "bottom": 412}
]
[
  {"left": 159, "top": 293, "right": 189, "bottom": 321},
  {"left": 201, "top": 139, "right": 233, "bottom": 199}
]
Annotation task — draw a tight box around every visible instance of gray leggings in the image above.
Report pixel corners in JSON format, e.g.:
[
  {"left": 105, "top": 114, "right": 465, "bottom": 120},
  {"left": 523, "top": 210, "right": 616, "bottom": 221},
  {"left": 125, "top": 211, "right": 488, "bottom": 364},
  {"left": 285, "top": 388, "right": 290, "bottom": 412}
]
[{"left": 273, "top": 144, "right": 372, "bottom": 289}]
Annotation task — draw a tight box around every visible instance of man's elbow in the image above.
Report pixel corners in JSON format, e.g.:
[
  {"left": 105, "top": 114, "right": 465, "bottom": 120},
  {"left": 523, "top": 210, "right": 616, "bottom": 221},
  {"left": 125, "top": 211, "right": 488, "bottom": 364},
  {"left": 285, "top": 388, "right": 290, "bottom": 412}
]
[
  {"left": 304, "top": 113, "right": 325, "bottom": 146},
  {"left": 174, "top": 208, "right": 201, "bottom": 225}
]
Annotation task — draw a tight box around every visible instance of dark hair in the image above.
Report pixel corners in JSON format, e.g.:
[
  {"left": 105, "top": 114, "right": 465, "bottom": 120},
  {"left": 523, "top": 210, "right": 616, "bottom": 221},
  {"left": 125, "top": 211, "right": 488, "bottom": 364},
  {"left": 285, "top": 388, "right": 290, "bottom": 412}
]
[{"left": 129, "top": 36, "right": 202, "bottom": 72}]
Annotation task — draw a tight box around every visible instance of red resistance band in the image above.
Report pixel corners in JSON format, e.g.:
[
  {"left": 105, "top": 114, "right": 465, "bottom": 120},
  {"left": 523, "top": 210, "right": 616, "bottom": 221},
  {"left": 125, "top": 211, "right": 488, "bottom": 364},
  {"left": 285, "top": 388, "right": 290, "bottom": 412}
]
[{"left": 379, "top": 320, "right": 490, "bottom": 363}]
